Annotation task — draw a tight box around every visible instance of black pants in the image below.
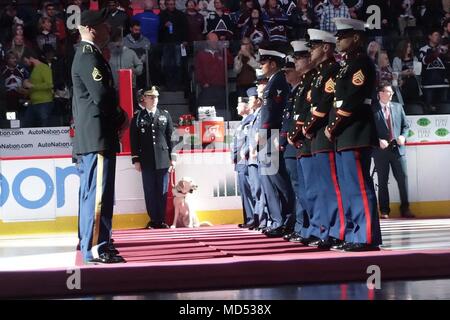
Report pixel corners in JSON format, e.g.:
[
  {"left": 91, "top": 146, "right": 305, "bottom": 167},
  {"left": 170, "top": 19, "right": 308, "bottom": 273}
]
[{"left": 373, "top": 148, "right": 409, "bottom": 214}]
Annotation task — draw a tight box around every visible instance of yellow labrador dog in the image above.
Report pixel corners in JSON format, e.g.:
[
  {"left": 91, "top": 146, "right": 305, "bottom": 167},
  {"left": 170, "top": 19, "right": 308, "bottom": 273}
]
[{"left": 171, "top": 177, "right": 200, "bottom": 228}]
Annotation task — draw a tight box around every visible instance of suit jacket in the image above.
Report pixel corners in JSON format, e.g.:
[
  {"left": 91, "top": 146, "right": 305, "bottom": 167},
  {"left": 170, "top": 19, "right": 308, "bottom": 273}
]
[
  {"left": 247, "top": 107, "right": 261, "bottom": 166},
  {"left": 130, "top": 108, "right": 175, "bottom": 170},
  {"left": 373, "top": 101, "right": 409, "bottom": 156}
]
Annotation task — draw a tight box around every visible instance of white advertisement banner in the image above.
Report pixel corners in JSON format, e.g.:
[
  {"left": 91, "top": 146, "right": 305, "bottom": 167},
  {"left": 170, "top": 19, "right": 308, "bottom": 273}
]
[
  {"left": 406, "top": 115, "right": 450, "bottom": 142},
  {"left": 0, "top": 127, "right": 72, "bottom": 157}
]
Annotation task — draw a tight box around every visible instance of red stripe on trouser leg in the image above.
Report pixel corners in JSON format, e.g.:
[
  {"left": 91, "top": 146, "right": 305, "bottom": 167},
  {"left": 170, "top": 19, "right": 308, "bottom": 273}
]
[
  {"left": 328, "top": 152, "right": 345, "bottom": 240},
  {"left": 354, "top": 150, "right": 372, "bottom": 244}
]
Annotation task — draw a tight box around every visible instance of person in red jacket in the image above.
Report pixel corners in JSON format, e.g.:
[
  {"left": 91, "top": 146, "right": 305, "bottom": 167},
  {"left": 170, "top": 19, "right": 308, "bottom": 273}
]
[{"left": 194, "top": 31, "right": 232, "bottom": 119}]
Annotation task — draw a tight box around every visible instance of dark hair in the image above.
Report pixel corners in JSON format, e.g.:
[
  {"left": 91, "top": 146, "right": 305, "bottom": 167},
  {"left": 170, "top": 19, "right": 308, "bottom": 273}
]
[
  {"left": 130, "top": 19, "right": 140, "bottom": 28},
  {"left": 395, "top": 39, "right": 413, "bottom": 60},
  {"left": 378, "top": 81, "right": 392, "bottom": 92},
  {"left": 427, "top": 27, "right": 442, "bottom": 36}
]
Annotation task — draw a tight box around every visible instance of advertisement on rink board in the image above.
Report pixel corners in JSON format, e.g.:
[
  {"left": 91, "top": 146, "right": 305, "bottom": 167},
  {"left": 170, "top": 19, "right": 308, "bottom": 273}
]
[
  {"left": 0, "top": 127, "right": 73, "bottom": 157},
  {"left": 1, "top": 115, "right": 450, "bottom": 222},
  {"left": 406, "top": 115, "right": 450, "bottom": 142}
]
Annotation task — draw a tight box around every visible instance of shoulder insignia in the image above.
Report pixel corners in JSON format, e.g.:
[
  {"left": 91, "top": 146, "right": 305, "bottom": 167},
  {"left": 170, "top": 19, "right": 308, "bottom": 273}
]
[
  {"left": 92, "top": 67, "right": 102, "bottom": 81},
  {"left": 82, "top": 44, "right": 93, "bottom": 53},
  {"left": 352, "top": 69, "right": 365, "bottom": 86},
  {"left": 324, "top": 78, "right": 335, "bottom": 94}
]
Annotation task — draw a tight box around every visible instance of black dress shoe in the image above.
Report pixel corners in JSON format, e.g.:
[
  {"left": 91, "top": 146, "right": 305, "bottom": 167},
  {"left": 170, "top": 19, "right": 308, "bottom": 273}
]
[
  {"left": 283, "top": 232, "right": 297, "bottom": 241},
  {"left": 308, "top": 239, "right": 322, "bottom": 247},
  {"left": 106, "top": 243, "right": 120, "bottom": 255},
  {"left": 401, "top": 209, "right": 415, "bottom": 218},
  {"left": 238, "top": 223, "right": 246, "bottom": 228},
  {"left": 265, "top": 227, "right": 284, "bottom": 238},
  {"left": 160, "top": 223, "right": 170, "bottom": 229},
  {"left": 261, "top": 227, "right": 271, "bottom": 234},
  {"left": 86, "top": 252, "right": 126, "bottom": 264},
  {"left": 341, "top": 243, "right": 380, "bottom": 252},
  {"left": 240, "top": 223, "right": 255, "bottom": 229},
  {"left": 289, "top": 235, "right": 310, "bottom": 245}
]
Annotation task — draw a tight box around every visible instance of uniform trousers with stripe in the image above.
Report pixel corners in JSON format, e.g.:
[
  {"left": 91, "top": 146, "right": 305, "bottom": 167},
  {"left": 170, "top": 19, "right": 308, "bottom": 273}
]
[
  {"left": 313, "top": 152, "right": 346, "bottom": 241},
  {"left": 141, "top": 167, "right": 169, "bottom": 226},
  {"left": 78, "top": 151, "right": 116, "bottom": 262},
  {"left": 335, "top": 148, "right": 382, "bottom": 245},
  {"left": 297, "top": 156, "right": 321, "bottom": 239}
]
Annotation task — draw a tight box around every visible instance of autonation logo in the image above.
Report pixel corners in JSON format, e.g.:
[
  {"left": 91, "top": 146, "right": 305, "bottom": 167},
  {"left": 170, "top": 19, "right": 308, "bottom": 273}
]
[
  {"left": 0, "top": 143, "right": 33, "bottom": 150},
  {"left": 28, "top": 128, "right": 70, "bottom": 136},
  {"left": 0, "top": 166, "right": 79, "bottom": 209},
  {"left": 0, "top": 130, "right": 24, "bottom": 137}
]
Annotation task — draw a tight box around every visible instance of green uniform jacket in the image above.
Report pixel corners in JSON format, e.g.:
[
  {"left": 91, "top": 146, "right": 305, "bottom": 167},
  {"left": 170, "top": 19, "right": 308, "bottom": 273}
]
[{"left": 71, "top": 41, "right": 126, "bottom": 155}]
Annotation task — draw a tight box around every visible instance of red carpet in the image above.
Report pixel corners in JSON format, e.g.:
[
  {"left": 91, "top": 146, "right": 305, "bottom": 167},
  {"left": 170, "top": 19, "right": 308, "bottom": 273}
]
[{"left": 2, "top": 224, "right": 450, "bottom": 298}]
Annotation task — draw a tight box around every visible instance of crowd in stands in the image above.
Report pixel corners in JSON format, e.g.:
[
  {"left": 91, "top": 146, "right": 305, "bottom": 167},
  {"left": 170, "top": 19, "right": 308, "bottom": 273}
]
[{"left": 0, "top": 0, "right": 450, "bottom": 126}]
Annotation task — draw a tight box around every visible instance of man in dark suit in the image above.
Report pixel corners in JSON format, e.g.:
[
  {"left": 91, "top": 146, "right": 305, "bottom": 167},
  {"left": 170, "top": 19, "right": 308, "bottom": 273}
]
[
  {"left": 130, "top": 86, "right": 176, "bottom": 229},
  {"left": 257, "top": 48, "right": 296, "bottom": 238},
  {"left": 72, "top": 9, "right": 128, "bottom": 264},
  {"left": 373, "top": 82, "right": 415, "bottom": 219}
]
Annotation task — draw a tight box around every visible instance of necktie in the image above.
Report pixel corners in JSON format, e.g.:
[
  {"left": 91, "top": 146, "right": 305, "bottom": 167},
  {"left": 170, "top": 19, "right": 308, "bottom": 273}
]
[{"left": 384, "top": 105, "right": 393, "bottom": 141}]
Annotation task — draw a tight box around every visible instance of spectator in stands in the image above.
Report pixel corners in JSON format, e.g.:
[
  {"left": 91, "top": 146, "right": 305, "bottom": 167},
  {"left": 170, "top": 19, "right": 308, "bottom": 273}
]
[
  {"left": 242, "top": 8, "right": 270, "bottom": 48},
  {"left": 123, "top": 19, "right": 151, "bottom": 60},
  {"left": 443, "top": 17, "right": 450, "bottom": 43},
  {"left": 367, "top": 40, "right": 380, "bottom": 65},
  {"left": 344, "top": 0, "right": 363, "bottom": 19},
  {"left": 422, "top": 0, "right": 446, "bottom": 31},
  {"left": 320, "top": 0, "right": 350, "bottom": 33},
  {"left": 195, "top": 32, "right": 231, "bottom": 118},
  {"left": 262, "top": 0, "right": 289, "bottom": 43},
  {"left": 106, "top": 0, "right": 130, "bottom": 36},
  {"left": 8, "top": 34, "right": 34, "bottom": 64},
  {"left": 36, "top": 17, "right": 58, "bottom": 52},
  {"left": 42, "top": 44, "right": 70, "bottom": 125},
  {"left": 109, "top": 32, "right": 144, "bottom": 89},
  {"left": 0, "top": 50, "right": 29, "bottom": 120},
  {"left": 185, "top": 0, "right": 205, "bottom": 43},
  {"left": 43, "top": 2, "right": 67, "bottom": 43},
  {"left": 206, "top": 0, "right": 235, "bottom": 40},
  {"left": 234, "top": 0, "right": 257, "bottom": 33},
  {"left": 396, "top": 0, "right": 417, "bottom": 37},
  {"left": 22, "top": 50, "right": 54, "bottom": 127},
  {"left": 289, "top": 0, "right": 317, "bottom": 39},
  {"left": 378, "top": 50, "right": 404, "bottom": 105},
  {"left": 393, "top": 40, "right": 422, "bottom": 105},
  {"left": 159, "top": 0, "right": 188, "bottom": 91},
  {"left": 133, "top": 0, "right": 161, "bottom": 45},
  {"left": 419, "top": 27, "right": 450, "bottom": 113},
  {"left": 234, "top": 37, "right": 259, "bottom": 97},
  {"left": 444, "top": 0, "right": 450, "bottom": 18},
  {"left": 0, "top": 3, "right": 23, "bottom": 45}
]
